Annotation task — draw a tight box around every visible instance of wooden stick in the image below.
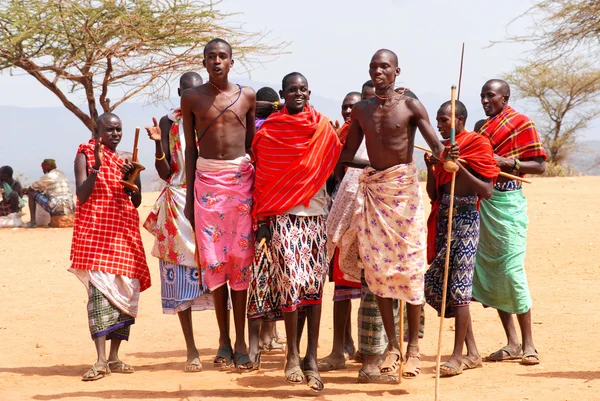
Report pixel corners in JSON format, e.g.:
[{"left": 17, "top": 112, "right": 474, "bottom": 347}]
[
  {"left": 399, "top": 300, "right": 404, "bottom": 366},
  {"left": 414, "top": 145, "right": 532, "bottom": 184},
  {"left": 132, "top": 126, "right": 141, "bottom": 162},
  {"left": 434, "top": 171, "right": 456, "bottom": 401},
  {"left": 457, "top": 43, "right": 465, "bottom": 101}
]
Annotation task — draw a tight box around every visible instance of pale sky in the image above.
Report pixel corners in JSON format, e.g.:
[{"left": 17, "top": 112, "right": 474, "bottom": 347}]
[
  {"left": 1, "top": 0, "right": 596, "bottom": 139},
  {"left": 0, "top": 0, "right": 534, "bottom": 106}
]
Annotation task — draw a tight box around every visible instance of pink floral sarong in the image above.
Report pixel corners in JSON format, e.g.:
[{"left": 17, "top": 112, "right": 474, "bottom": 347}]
[
  {"left": 194, "top": 156, "right": 254, "bottom": 291},
  {"left": 349, "top": 162, "right": 426, "bottom": 303}
]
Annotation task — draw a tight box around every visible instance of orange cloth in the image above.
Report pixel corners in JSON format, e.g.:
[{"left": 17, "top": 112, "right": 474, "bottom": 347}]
[
  {"left": 338, "top": 120, "right": 351, "bottom": 144},
  {"left": 426, "top": 131, "right": 500, "bottom": 264},
  {"left": 252, "top": 105, "right": 343, "bottom": 218}
]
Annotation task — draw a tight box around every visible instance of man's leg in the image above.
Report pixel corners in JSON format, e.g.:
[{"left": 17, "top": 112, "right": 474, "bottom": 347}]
[
  {"left": 304, "top": 304, "right": 324, "bottom": 391},
  {"left": 516, "top": 309, "right": 539, "bottom": 364},
  {"left": 376, "top": 296, "right": 402, "bottom": 375},
  {"left": 107, "top": 338, "right": 135, "bottom": 373},
  {"left": 177, "top": 308, "right": 201, "bottom": 371},
  {"left": 248, "top": 318, "right": 262, "bottom": 362},
  {"left": 8, "top": 192, "right": 19, "bottom": 213},
  {"left": 212, "top": 284, "right": 232, "bottom": 365},
  {"left": 318, "top": 299, "right": 350, "bottom": 370},
  {"left": 446, "top": 306, "right": 470, "bottom": 369},
  {"left": 231, "top": 289, "right": 251, "bottom": 368},
  {"left": 464, "top": 318, "right": 481, "bottom": 362},
  {"left": 283, "top": 309, "right": 303, "bottom": 383},
  {"left": 27, "top": 191, "right": 37, "bottom": 225},
  {"left": 344, "top": 302, "right": 355, "bottom": 357},
  {"left": 403, "top": 303, "right": 422, "bottom": 378}
]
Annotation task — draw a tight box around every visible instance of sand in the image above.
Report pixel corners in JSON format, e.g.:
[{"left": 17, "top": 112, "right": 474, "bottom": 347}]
[{"left": 1, "top": 177, "right": 599, "bottom": 401}]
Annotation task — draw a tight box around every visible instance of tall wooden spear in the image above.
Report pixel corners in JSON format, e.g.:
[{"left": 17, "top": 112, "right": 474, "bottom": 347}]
[{"left": 434, "top": 86, "right": 460, "bottom": 401}]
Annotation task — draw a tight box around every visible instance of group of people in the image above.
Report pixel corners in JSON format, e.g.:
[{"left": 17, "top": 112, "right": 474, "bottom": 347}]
[
  {"left": 67, "top": 38, "right": 547, "bottom": 393},
  {"left": 0, "top": 159, "right": 74, "bottom": 227}
]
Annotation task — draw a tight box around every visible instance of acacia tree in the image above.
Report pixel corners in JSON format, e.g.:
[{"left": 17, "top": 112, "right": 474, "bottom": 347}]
[
  {"left": 0, "top": 0, "right": 284, "bottom": 134},
  {"left": 505, "top": 0, "right": 600, "bottom": 58},
  {"left": 504, "top": 58, "right": 600, "bottom": 164}
]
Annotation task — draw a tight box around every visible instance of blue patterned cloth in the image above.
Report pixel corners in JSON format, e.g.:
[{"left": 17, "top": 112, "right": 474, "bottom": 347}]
[
  {"left": 425, "top": 194, "right": 479, "bottom": 318},
  {"left": 159, "top": 260, "right": 215, "bottom": 314}
]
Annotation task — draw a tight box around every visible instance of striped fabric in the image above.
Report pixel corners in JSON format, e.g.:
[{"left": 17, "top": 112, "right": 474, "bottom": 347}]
[
  {"left": 479, "top": 106, "right": 547, "bottom": 163},
  {"left": 252, "top": 105, "right": 343, "bottom": 218},
  {"left": 338, "top": 119, "right": 351, "bottom": 144}
]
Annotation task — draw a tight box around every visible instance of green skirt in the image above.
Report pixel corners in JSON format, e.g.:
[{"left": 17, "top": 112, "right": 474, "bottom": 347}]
[{"left": 472, "top": 189, "right": 532, "bottom": 314}]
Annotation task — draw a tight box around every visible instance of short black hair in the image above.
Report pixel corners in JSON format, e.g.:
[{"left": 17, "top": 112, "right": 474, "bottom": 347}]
[
  {"left": 362, "top": 80, "right": 375, "bottom": 91},
  {"left": 204, "top": 38, "right": 232, "bottom": 57},
  {"left": 484, "top": 79, "right": 510, "bottom": 98},
  {"left": 180, "top": 72, "right": 203, "bottom": 87},
  {"left": 96, "top": 112, "right": 120, "bottom": 128},
  {"left": 0, "top": 165, "right": 13, "bottom": 177},
  {"left": 282, "top": 72, "right": 308, "bottom": 91},
  {"left": 373, "top": 49, "right": 399, "bottom": 68},
  {"left": 256, "top": 87, "right": 279, "bottom": 102},
  {"left": 439, "top": 100, "right": 468, "bottom": 122},
  {"left": 345, "top": 91, "right": 361, "bottom": 99}
]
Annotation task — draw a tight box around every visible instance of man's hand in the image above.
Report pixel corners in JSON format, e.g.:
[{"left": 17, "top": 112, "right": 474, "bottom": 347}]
[
  {"left": 120, "top": 158, "right": 134, "bottom": 179},
  {"left": 145, "top": 117, "right": 161, "bottom": 141},
  {"left": 330, "top": 120, "right": 341, "bottom": 132},
  {"left": 424, "top": 152, "right": 440, "bottom": 169},
  {"left": 184, "top": 201, "right": 195, "bottom": 229},
  {"left": 494, "top": 154, "right": 514, "bottom": 170},
  {"left": 93, "top": 138, "right": 104, "bottom": 169},
  {"left": 441, "top": 143, "right": 460, "bottom": 161}
]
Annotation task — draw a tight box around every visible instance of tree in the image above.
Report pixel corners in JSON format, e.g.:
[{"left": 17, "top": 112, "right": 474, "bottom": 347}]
[
  {"left": 504, "top": 58, "right": 600, "bottom": 164},
  {"left": 0, "top": 0, "right": 284, "bottom": 134},
  {"left": 505, "top": 0, "right": 600, "bottom": 58}
]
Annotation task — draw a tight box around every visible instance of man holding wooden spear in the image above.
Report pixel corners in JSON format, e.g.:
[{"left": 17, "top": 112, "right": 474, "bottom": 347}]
[{"left": 472, "top": 79, "right": 547, "bottom": 366}]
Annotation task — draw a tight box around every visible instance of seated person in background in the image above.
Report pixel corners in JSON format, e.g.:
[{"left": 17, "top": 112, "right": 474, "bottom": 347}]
[
  {"left": 25, "top": 159, "right": 75, "bottom": 227},
  {"left": 0, "top": 166, "right": 24, "bottom": 216}
]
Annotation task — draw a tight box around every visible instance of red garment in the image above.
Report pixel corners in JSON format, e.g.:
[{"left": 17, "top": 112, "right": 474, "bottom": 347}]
[
  {"left": 252, "top": 105, "right": 343, "bottom": 218},
  {"left": 426, "top": 131, "right": 500, "bottom": 264},
  {"left": 338, "top": 120, "right": 351, "bottom": 144},
  {"left": 70, "top": 141, "right": 151, "bottom": 291},
  {"left": 332, "top": 249, "right": 361, "bottom": 288},
  {"left": 479, "top": 105, "right": 547, "bottom": 165}
]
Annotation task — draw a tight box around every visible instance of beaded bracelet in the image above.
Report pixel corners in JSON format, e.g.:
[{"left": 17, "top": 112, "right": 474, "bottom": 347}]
[
  {"left": 155, "top": 153, "right": 166, "bottom": 161},
  {"left": 513, "top": 158, "right": 521, "bottom": 173},
  {"left": 90, "top": 166, "right": 100, "bottom": 175}
]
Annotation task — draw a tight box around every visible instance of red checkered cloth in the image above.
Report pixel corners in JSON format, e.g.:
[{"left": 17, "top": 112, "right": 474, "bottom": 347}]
[
  {"left": 70, "top": 140, "right": 151, "bottom": 291},
  {"left": 479, "top": 105, "right": 547, "bottom": 164}
]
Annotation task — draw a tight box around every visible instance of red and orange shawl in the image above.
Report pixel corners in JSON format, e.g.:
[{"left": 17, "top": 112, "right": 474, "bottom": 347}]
[
  {"left": 479, "top": 105, "right": 547, "bottom": 165},
  {"left": 338, "top": 119, "right": 351, "bottom": 144},
  {"left": 252, "top": 105, "right": 343, "bottom": 218},
  {"left": 426, "top": 131, "right": 500, "bottom": 264}
]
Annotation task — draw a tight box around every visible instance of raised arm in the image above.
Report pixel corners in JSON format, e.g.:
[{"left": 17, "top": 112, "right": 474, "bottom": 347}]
[
  {"left": 157, "top": 116, "right": 173, "bottom": 181},
  {"left": 244, "top": 87, "right": 257, "bottom": 157},
  {"left": 338, "top": 106, "right": 369, "bottom": 168},
  {"left": 181, "top": 90, "right": 198, "bottom": 227}
]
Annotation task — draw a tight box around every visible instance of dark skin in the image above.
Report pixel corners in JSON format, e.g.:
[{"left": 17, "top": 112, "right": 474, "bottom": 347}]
[
  {"left": 25, "top": 166, "right": 52, "bottom": 225},
  {"left": 333, "top": 93, "right": 362, "bottom": 182},
  {"left": 339, "top": 50, "right": 460, "bottom": 378},
  {"left": 144, "top": 74, "right": 204, "bottom": 372},
  {"left": 73, "top": 114, "right": 140, "bottom": 378},
  {"left": 480, "top": 79, "right": 545, "bottom": 363},
  {"left": 0, "top": 168, "right": 23, "bottom": 213},
  {"left": 181, "top": 41, "right": 256, "bottom": 370},
  {"left": 424, "top": 105, "right": 493, "bottom": 372}
]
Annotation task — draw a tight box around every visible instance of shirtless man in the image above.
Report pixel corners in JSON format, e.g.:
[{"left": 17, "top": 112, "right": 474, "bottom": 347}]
[
  {"left": 181, "top": 38, "right": 257, "bottom": 372},
  {"left": 339, "top": 49, "right": 458, "bottom": 382}
]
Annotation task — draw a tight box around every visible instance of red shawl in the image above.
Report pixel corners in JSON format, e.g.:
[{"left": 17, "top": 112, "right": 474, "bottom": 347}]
[
  {"left": 426, "top": 131, "right": 500, "bottom": 264},
  {"left": 479, "top": 105, "right": 547, "bottom": 164},
  {"left": 338, "top": 119, "right": 351, "bottom": 144},
  {"left": 252, "top": 105, "right": 342, "bottom": 218}
]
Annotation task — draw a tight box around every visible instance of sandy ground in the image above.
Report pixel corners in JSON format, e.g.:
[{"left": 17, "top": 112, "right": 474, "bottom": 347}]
[{"left": 1, "top": 177, "right": 599, "bottom": 401}]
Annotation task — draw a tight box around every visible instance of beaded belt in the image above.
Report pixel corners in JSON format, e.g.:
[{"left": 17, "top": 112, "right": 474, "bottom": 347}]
[{"left": 441, "top": 204, "right": 478, "bottom": 217}]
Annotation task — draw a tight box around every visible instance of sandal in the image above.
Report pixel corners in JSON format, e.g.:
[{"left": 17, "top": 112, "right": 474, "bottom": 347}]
[
  {"left": 317, "top": 356, "right": 346, "bottom": 372},
  {"left": 402, "top": 346, "right": 421, "bottom": 379},
  {"left": 439, "top": 361, "right": 463, "bottom": 377},
  {"left": 262, "top": 338, "right": 286, "bottom": 353},
  {"left": 107, "top": 360, "right": 134, "bottom": 374},
  {"left": 357, "top": 368, "right": 398, "bottom": 384},
  {"left": 486, "top": 344, "right": 523, "bottom": 362},
  {"left": 285, "top": 365, "right": 304, "bottom": 384},
  {"left": 344, "top": 344, "right": 356, "bottom": 361},
  {"left": 213, "top": 345, "right": 234, "bottom": 368},
  {"left": 301, "top": 360, "right": 324, "bottom": 393},
  {"left": 232, "top": 352, "right": 254, "bottom": 372},
  {"left": 82, "top": 363, "right": 110, "bottom": 381},
  {"left": 520, "top": 350, "right": 540, "bottom": 366},
  {"left": 379, "top": 348, "right": 402, "bottom": 375},
  {"left": 184, "top": 357, "right": 203, "bottom": 373},
  {"left": 462, "top": 355, "right": 483, "bottom": 370}
]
